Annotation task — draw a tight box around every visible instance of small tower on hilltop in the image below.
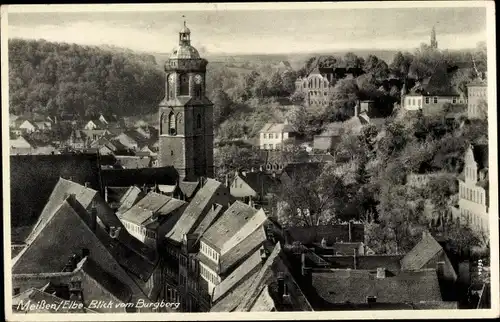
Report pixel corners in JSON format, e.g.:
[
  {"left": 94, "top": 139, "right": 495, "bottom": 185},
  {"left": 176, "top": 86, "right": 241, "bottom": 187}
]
[{"left": 430, "top": 26, "right": 438, "bottom": 49}]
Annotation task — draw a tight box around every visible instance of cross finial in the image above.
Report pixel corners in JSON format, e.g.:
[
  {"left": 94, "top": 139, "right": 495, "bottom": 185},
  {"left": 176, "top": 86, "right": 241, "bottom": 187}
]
[{"left": 182, "top": 15, "right": 186, "bottom": 27}]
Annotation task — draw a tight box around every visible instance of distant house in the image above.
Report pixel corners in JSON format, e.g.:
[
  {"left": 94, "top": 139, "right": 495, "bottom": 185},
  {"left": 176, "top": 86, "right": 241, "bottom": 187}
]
[
  {"left": 229, "top": 170, "right": 280, "bottom": 206},
  {"left": 294, "top": 64, "right": 364, "bottom": 107},
  {"left": 84, "top": 114, "right": 120, "bottom": 130},
  {"left": 113, "top": 130, "right": 150, "bottom": 151},
  {"left": 18, "top": 120, "right": 38, "bottom": 133},
  {"left": 313, "top": 122, "right": 344, "bottom": 152},
  {"left": 401, "top": 67, "right": 464, "bottom": 115},
  {"left": 467, "top": 78, "right": 487, "bottom": 119},
  {"left": 457, "top": 143, "right": 489, "bottom": 234},
  {"left": 10, "top": 136, "right": 59, "bottom": 155},
  {"left": 67, "top": 129, "right": 88, "bottom": 150},
  {"left": 259, "top": 120, "right": 295, "bottom": 150},
  {"left": 34, "top": 121, "right": 52, "bottom": 131}
]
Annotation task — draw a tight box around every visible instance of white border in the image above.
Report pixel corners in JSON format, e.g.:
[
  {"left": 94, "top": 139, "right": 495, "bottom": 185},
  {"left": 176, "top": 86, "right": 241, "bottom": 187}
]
[{"left": 2, "top": 2, "right": 498, "bottom": 321}]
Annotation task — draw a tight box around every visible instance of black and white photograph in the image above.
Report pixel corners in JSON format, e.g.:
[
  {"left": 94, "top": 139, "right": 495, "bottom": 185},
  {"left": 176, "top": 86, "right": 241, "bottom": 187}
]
[{"left": 2, "top": 2, "right": 498, "bottom": 320}]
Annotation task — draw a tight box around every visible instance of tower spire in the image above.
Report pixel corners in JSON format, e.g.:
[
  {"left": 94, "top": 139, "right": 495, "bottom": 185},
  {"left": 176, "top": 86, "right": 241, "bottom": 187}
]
[{"left": 430, "top": 26, "right": 438, "bottom": 49}]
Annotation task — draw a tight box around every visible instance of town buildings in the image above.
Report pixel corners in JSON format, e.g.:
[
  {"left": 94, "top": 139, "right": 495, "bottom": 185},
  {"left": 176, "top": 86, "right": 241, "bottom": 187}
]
[
  {"left": 294, "top": 64, "right": 363, "bottom": 107},
  {"left": 259, "top": 120, "right": 295, "bottom": 151},
  {"left": 457, "top": 143, "right": 489, "bottom": 235},
  {"left": 467, "top": 78, "right": 488, "bottom": 119}
]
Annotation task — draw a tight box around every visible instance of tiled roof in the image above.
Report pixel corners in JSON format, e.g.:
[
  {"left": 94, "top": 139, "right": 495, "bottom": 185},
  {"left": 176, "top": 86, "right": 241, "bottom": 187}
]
[
  {"left": 260, "top": 122, "right": 295, "bottom": 133},
  {"left": 115, "top": 156, "right": 152, "bottom": 169},
  {"left": 193, "top": 204, "right": 224, "bottom": 237},
  {"left": 400, "top": 232, "right": 443, "bottom": 270},
  {"left": 12, "top": 197, "right": 151, "bottom": 302},
  {"left": 80, "top": 256, "right": 133, "bottom": 303},
  {"left": 166, "top": 178, "right": 224, "bottom": 243},
  {"left": 472, "top": 144, "right": 488, "bottom": 169},
  {"left": 325, "top": 255, "right": 404, "bottom": 272},
  {"left": 202, "top": 201, "right": 258, "bottom": 252},
  {"left": 120, "top": 192, "right": 185, "bottom": 226},
  {"left": 311, "top": 268, "right": 442, "bottom": 304},
  {"left": 219, "top": 225, "right": 268, "bottom": 275},
  {"left": 235, "top": 242, "right": 313, "bottom": 311},
  {"left": 235, "top": 172, "right": 280, "bottom": 196},
  {"left": 213, "top": 249, "right": 264, "bottom": 302},
  {"left": 210, "top": 270, "right": 260, "bottom": 312},
  {"left": 179, "top": 180, "right": 200, "bottom": 198},
  {"left": 24, "top": 178, "right": 118, "bottom": 245},
  {"left": 250, "top": 285, "right": 276, "bottom": 311},
  {"left": 285, "top": 223, "right": 365, "bottom": 245},
  {"left": 116, "top": 186, "right": 145, "bottom": 215},
  {"left": 409, "top": 68, "right": 459, "bottom": 96}
]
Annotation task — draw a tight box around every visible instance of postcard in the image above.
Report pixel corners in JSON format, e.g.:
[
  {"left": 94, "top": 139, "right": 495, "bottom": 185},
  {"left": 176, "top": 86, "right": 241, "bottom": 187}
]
[{"left": 2, "top": 2, "right": 498, "bottom": 321}]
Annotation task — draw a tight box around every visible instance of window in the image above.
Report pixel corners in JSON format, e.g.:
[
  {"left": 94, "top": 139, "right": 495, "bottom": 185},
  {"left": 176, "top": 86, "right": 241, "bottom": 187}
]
[
  {"left": 270, "top": 144, "right": 274, "bottom": 150},
  {"left": 180, "top": 74, "right": 189, "bottom": 95},
  {"left": 264, "top": 144, "right": 268, "bottom": 150},
  {"left": 433, "top": 97, "right": 438, "bottom": 104},
  {"left": 425, "top": 97, "right": 430, "bottom": 104},
  {"left": 412, "top": 98, "right": 415, "bottom": 106},
  {"left": 197, "top": 114, "right": 202, "bottom": 128},
  {"left": 263, "top": 133, "right": 267, "bottom": 139},
  {"left": 452, "top": 97, "right": 457, "bottom": 104},
  {"left": 168, "top": 112, "right": 176, "bottom": 135},
  {"left": 269, "top": 133, "right": 273, "bottom": 139}
]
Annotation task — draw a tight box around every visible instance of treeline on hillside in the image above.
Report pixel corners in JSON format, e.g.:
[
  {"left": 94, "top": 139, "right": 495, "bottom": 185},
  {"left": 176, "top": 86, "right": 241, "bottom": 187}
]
[
  {"left": 276, "top": 110, "right": 488, "bottom": 254},
  {"left": 9, "top": 38, "right": 164, "bottom": 117}
]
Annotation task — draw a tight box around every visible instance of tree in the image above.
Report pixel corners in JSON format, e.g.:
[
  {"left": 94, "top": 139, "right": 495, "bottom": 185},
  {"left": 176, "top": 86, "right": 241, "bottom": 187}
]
[
  {"left": 214, "top": 144, "right": 263, "bottom": 182},
  {"left": 344, "top": 52, "right": 364, "bottom": 69},
  {"left": 389, "top": 51, "right": 413, "bottom": 79},
  {"left": 281, "top": 70, "right": 298, "bottom": 96},
  {"left": 268, "top": 71, "right": 284, "bottom": 97},
  {"left": 276, "top": 165, "right": 349, "bottom": 227},
  {"left": 289, "top": 90, "right": 305, "bottom": 106},
  {"left": 211, "top": 89, "right": 233, "bottom": 126},
  {"left": 330, "top": 78, "right": 359, "bottom": 113},
  {"left": 356, "top": 73, "right": 381, "bottom": 100},
  {"left": 363, "top": 55, "right": 389, "bottom": 80}
]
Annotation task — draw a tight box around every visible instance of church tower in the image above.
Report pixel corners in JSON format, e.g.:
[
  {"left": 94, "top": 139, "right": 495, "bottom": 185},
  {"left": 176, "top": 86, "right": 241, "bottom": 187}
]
[
  {"left": 430, "top": 26, "right": 438, "bottom": 49},
  {"left": 159, "top": 21, "right": 214, "bottom": 180}
]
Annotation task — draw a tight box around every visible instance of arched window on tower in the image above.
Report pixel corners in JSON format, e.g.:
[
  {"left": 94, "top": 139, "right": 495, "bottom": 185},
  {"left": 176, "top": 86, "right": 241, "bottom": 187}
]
[
  {"left": 194, "top": 83, "right": 202, "bottom": 98},
  {"left": 168, "top": 112, "right": 177, "bottom": 135},
  {"left": 180, "top": 74, "right": 189, "bottom": 96},
  {"left": 197, "top": 114, "right": 202, "bottom": 128}
]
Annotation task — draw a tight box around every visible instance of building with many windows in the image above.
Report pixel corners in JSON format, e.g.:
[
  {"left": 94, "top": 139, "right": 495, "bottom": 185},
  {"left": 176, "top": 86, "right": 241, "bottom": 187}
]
[
  {"left": 457, "top": 143, "right": 489, "bottom": 234},
  {"left": 259, "top": 120, "right": 295, "bottom": 150},
  {"left": 467, "top": 78, "right": 488, "bottom": 119}
]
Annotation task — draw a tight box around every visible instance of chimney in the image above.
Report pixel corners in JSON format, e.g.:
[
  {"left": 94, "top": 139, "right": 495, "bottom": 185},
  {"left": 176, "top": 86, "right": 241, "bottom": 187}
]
[
  {"left": 242, "top": 171, "right": 247, "bottom": 177},
  {"left": 249, "top": 198, "right": 254, "bottom": 208},
  {"left": 376, "top": 267, "right": 386, "bottom": 279},
  {"left": 348, "top": 221, "right": 352, "bottom": 242},
  {"left": 104, "top": 186, "right": 109, "bottom": 202},
  {"left": 353, "top": 248, "right": 357, "bottom": 269},
  {"left": 212, "top": 203, "right": 216, "bottom": 212},
  {"left": 84, "top": 182, "right": 90, "bottom": 188},
  {"left": 436, "top": 261, "right": 445, "bottom": 278},
  {"left": 277, "top": 272, "right": 285, "bottom": 297},
  {"left": 320, "top": 238, "right": 327, "bottom": 248},
  {"left": 272, "top": 172, "right": 276, "bottom": 178},
  {"left": 90, "top": 204, "right": 97, "bottom": 232},
  {"left": 225, "top": 174, "right": 229, "bottom": 188},
  {"left": 260, "top": 247, "right": 267, "bottom": 260},
  {"left": 251, "top": 167, "right": 255, "bottom": 173},
  {"left": 259, "top": 165, "right": 263, "bottom": 172}
]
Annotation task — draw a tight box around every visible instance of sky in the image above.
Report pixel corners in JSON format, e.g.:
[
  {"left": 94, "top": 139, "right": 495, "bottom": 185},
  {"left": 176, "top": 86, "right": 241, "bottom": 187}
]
[{"left": 7, "top": 4, "right": 488, "bottom": 55}]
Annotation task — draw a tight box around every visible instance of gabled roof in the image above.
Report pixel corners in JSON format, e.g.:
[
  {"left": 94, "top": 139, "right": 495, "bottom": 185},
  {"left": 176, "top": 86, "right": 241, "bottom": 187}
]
[
  {"left": 234, "top": 171, "right": 280, "bottom": 196},
  {"left": 219, "top": 225, "right": 268, "bottom": 275},
  {"left": 202, "top": 201, "right": 258, "bottom": 252},
  {"left": 116, "top": 186, "right": 145, "bottom": 214},
  {"left": 210, "top": 270, "right": 260, "bottom": 312},
  {"left": 260, "top": 122, "right": 295, "bottom": 133},
  {"left": 213, "top": 249, "right": 264, "bottom": 303},
  {"left": 193, "top": 204, "right": 224, "bottom": 237},
  {"left": 166, "top": 178, "right": 224, "bottom": 243},
  {"left": 12, "top": 197, "right": 150, "bottom": 301},
  {"left": 409, "top": 68, "right": 459, "bottom": 96},
  {"left": 325, "top": 255, "right": 404, "bottom": 272},
  {"left": 467, "top": 78, "right": 487, "bottom": 87},
  {"left": 312, "top": 268, "right": 442, "bottom": 305},
  {"left": 235, "top": 242, "right": 313, "bottom": 311},
  {"left": 179, "top": 180, "right": 201, "bottom": 198},
  {"left": 24, "top": 178, "right": 119, "bottom": 245},
  {"left": 400, "top": 232, "right": 443, "bottom": 270},
  {"left": 120, "top": 192, "right": 186, "bottom": 226}
]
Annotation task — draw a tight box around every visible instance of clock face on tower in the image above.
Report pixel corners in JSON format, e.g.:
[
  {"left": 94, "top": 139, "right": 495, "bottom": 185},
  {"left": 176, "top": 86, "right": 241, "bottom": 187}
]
[{"left": 194, "top": 74, "right": 203, "bottom": 84}]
